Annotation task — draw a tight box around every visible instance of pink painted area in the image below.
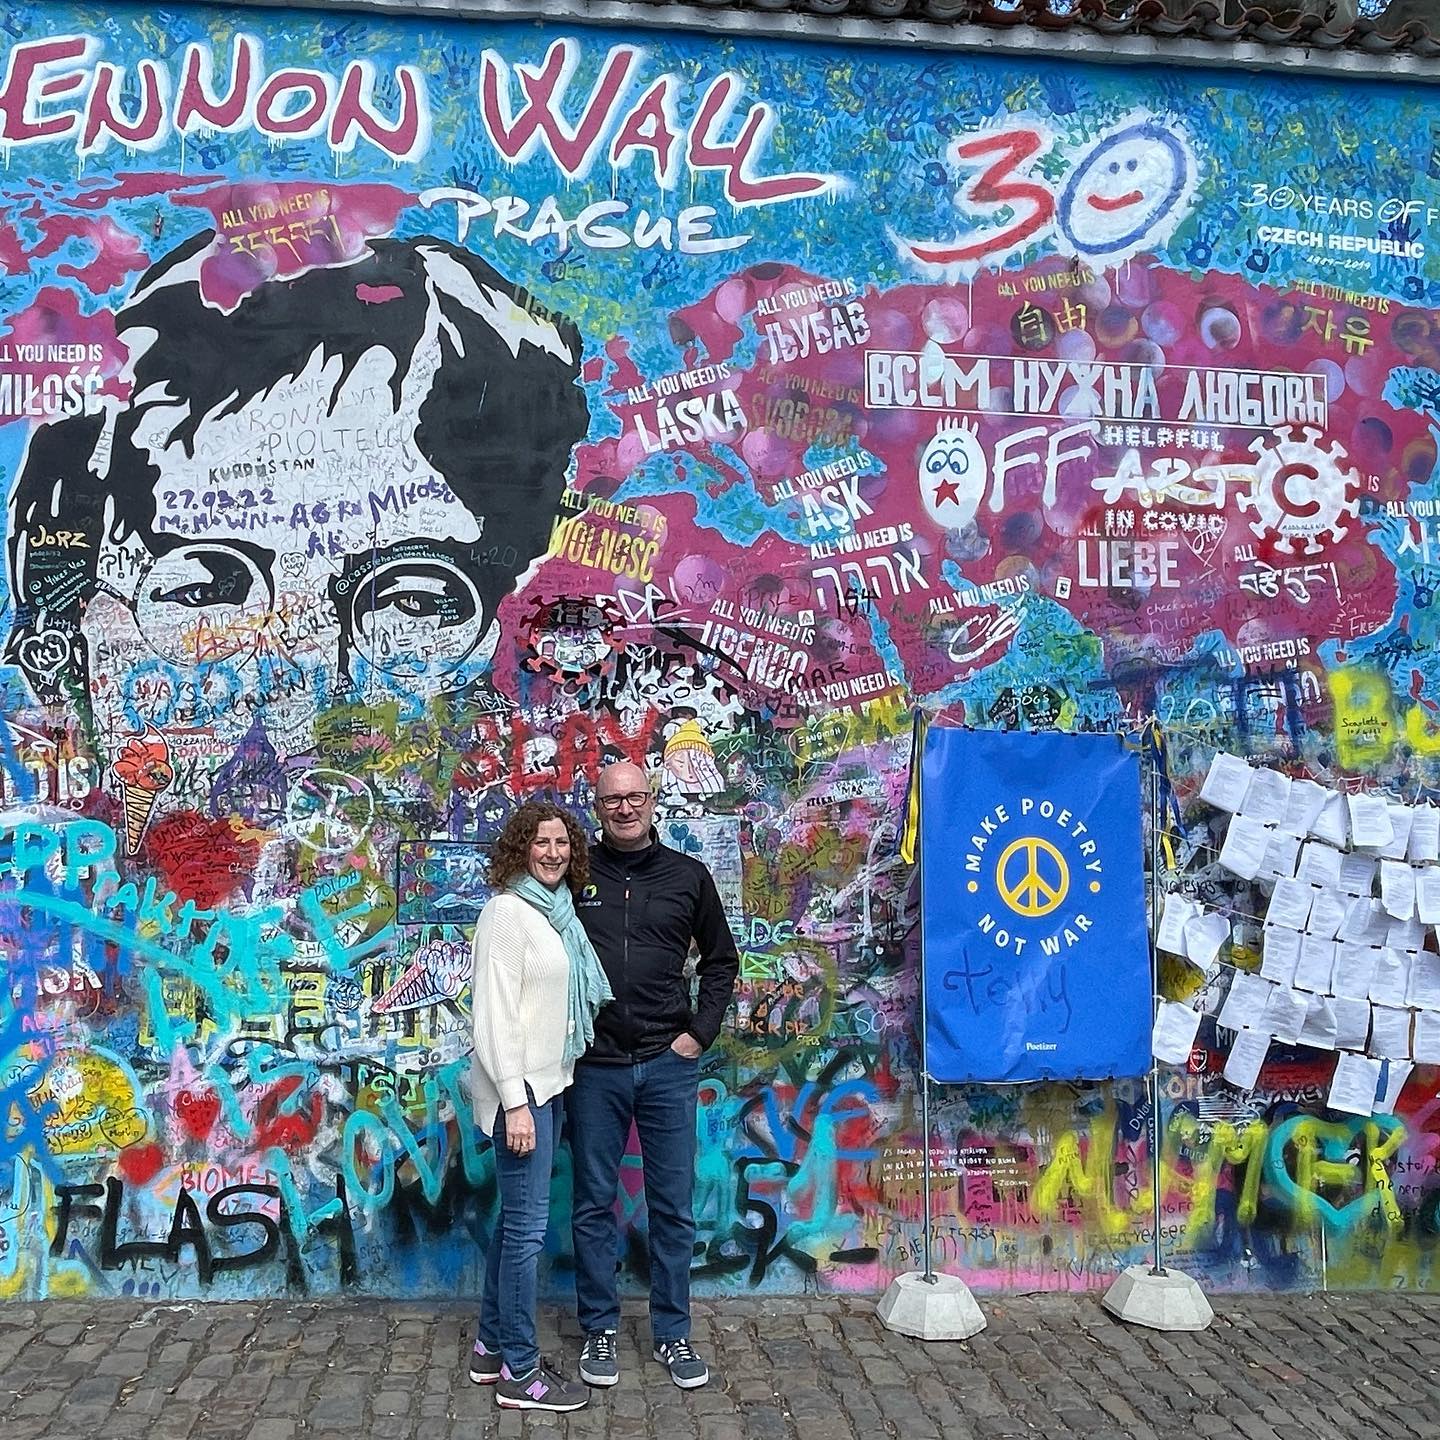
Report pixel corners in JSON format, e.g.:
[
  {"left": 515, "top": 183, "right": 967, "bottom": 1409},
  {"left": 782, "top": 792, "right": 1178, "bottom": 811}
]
[
  {"left": 573, "top": 259, "right": 1421, "bottom": 696},
  {"left": 0, "top": 287, "right": 129, "bottom": 426},
  {"left": 173, "top": 181, "right": 415, "bottom": 310},
  {"left": 0, "top": 226, "right": 27, "bottom": 275},
  {"left": 355, "top": 283, "right": 405, "bottom": 305},
  {"left": 36, "top": 215, "right": 150, "bottom": 295},
  {"left": 0, "top": 211, "right": 151, "bottom": 295},
  {"left": 0, "top": 285, "right": 121, "bottom": 356},
  {"left": 601, "top": 336, "right": 645, "bottom": 394},
  {"left": 54, "top": 172, "right": 210, "bottom": 209}
]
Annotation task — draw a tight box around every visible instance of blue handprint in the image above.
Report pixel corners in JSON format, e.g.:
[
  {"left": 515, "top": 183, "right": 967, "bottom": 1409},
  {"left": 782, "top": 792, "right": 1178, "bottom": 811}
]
[{"left": 1242, "top": 230, "right": 1276, "bottom": 274}]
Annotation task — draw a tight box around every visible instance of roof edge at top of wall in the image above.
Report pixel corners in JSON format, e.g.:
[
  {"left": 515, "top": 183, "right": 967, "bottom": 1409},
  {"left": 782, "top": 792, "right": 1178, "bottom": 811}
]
[{"left": 209, "top": 0, "right": 1440, "bottom": 85}]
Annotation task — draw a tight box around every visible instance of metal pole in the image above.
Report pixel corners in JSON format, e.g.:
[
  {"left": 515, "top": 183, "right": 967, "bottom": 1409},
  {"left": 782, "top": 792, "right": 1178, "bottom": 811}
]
[
  {"left": 1146, "top": 732, "right": 1167, "bottom": 1278},
  {"left": 921, "top": 1066, "right": 936, "bottom": 1284},
  {"left": 916, "top": 723, "right": 936, "bottom": 1285}
]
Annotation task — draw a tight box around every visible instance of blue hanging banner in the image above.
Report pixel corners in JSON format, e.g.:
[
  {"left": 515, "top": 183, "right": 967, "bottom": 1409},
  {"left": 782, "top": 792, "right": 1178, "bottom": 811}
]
[{"left": 921, "top": 728, "right": 1151, "bottom": 1083}]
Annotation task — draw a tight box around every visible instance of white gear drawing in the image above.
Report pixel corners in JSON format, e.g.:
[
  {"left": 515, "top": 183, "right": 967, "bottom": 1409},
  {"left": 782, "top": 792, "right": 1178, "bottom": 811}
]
[{"left": 1237, "top": 425, "right": 1361, "bottom": 556}]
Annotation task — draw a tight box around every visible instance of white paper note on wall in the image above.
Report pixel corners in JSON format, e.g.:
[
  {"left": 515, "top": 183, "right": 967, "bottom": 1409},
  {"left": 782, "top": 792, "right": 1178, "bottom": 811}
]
[
  {"left": 1338, "top": 852, "right": 1378, "bottom": 897},
  {"left": 1241, "top": 767, "right": 1291, "bottom": 825},
  {"left": 1329, "top": 1052, "right": 1381, "bottom": 1116},
  {"left": 1263, "top": 986, "right": 1308, "bottom": 1044},
  {"left": 1332, "top": 997, "right": 1372, "bottom": 1051},
  {"left": 1406, "top": 951, "right": 1440, "bottom": 1010},
  {"left": 1331, "top": 941, "right": 1381, "bottom": 1001},
  {"left": 1297, "top": 841, "right": 1344, "bottom": 888},
  {"left": 1348, "top": 793, "right": 1395, "bottom": 849},
  {"left": 1265, "top": 879, "right": 1313, "bottom": 932},
  {"left": 1152, "top": 1001, "right": 1202, "bottom": 1065},
  {"left": 1294, "top": 935, "right": 1337, "bottom": 993},
  {"left": 1369, "top": 948, "right": 1412, "bottom": 1007},
  {"left": 1223, "top": 1030, "right": 1270, "bottom": 1090},
  {"left": 1381, "top": 860, "right": 1417, "bottom": 920},
  {"left": 1312, "top": 793, "right": 1350, "bottom": 849},
  {"left": 1184, "top": 911, "right": 1231, "bottom": 972},
  {"left": 1284, "top": 779, "right": 1328, "bottom": 838},
  {"left": 1387, "top": 915, "right": 1425, "bottom": 953},
  {"left": 1415, "top": 869, "right": 1440, "bottom": 925},
  {"left": 1216, "top": 972, "right": 1274, "bottom": 1033},
  {"left": 1414, "top": 1012, "right": 1440, "bottom": 1064},
  {"left": 1306, "top": 888, "right": 1348, "bottom": 941},
  {"left": 1260, "top": 926, "right": 1302, "bottom": 986},
  {"left": 1297, "top": 993, "right": 1339, "bottom": 1050},
  {"left": 1260, "top": 832, "right": 1300, "bottom": 882},
  {"left": 1200, "top": 753, "right": 1253, "bottom": 813},
  {"left": 1369, "top": 1004, "right": 1413, "bottom": 1060},
  {"left": 1219, "top": 816, "right": 1271, "bottom": 881},
  {"left": 1380, "top": 804, "right": 1416, "bottom": 861},
  {"left": 1157, "top": 894, "right": 1196, "bottom": 955},
  {"left": 1409, "top": 806, "right": 1440, "bottom": 865}
]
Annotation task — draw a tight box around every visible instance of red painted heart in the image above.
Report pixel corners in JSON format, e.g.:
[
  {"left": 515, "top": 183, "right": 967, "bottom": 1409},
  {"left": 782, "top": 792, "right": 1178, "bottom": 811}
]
[
  {"left": 117, "top": 1142, "right": 165, "bottom": 1186},
  {"left": 175, "top": 1089, "right": 221, "bottom": 1141}
]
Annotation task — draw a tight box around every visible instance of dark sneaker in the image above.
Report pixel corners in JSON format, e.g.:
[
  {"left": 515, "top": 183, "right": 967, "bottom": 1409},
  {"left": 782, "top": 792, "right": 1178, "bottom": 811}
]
[
  {"left": 653, "top": 1337, "right": 709, "bottom": 1389},
  {"left": 579, "top": 1330, "right": 619, "bottom": 1387},
  {"left": 495, "top": 1363, "right": 590, "bottom": 1412},
  {"left": 469, "top": 1339, "right": 505, "bottom": 1385}
]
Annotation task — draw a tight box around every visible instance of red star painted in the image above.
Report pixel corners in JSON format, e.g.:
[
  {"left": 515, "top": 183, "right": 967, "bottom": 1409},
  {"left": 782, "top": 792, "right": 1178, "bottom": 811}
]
[{"left": 933, "top": 478, "right": 961, "bottom": 506}]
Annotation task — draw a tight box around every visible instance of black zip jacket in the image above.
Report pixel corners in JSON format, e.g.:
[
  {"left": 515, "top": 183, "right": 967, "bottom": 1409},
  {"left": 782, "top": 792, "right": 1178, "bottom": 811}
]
[{"left": 576, "top": 831, "right": 739, "bottom": 1064}]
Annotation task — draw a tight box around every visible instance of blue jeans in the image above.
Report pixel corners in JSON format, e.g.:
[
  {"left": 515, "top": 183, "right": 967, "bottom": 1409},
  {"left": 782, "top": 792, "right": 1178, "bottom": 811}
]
[
  {"left": 478, "top": 1092, "right": 560, "bottom": 1376},
  {"left": 569, "top": 1046, "right": 698, "bottom": 1344}
]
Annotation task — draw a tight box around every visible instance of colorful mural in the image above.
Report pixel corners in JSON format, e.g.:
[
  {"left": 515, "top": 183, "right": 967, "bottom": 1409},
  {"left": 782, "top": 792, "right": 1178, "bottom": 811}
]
[{"left": 3, "top": 0, "right": 1440, "bottom": 1302}]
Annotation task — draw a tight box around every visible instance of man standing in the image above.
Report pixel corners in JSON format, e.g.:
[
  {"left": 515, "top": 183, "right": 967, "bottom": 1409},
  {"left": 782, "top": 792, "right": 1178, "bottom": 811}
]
[{"left": 569, "top": 761, "right": 739, "bottom": 1390}]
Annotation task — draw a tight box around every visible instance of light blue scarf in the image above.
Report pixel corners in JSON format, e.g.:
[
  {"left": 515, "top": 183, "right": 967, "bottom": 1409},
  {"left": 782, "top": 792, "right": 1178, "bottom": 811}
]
[{"left": 508, "top": 874, "right": 614, "bottom": 1067}]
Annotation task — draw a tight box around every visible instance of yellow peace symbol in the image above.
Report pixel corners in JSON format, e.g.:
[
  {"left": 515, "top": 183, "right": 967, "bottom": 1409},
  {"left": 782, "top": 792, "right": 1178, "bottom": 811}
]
[{"left": 996, "top": 836, "right": 1070, "bottom": 918}]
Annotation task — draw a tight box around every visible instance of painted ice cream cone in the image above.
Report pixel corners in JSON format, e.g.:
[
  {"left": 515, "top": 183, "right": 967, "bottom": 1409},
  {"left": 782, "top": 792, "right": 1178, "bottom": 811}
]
[
  {"left": 120, "top": 784, "right": 161, "bottom": 855},
  {"left": 113, "top": 731, "right": 175, "bottom": 856}
]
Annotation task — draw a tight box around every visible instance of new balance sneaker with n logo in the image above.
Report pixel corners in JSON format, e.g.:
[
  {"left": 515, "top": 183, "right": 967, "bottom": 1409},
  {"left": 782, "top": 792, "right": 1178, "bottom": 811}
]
[
  {"left": 495, "top": 1363, "right": 590, "bottom": 1412},
  {"left": 653, "top": 1337, "right": 710, "bottom": 1389},
  {"left": 468, "top": 1340, "right": 505, "bottom": 1385},
  {"left": 579, "top": 1330, "right": 619, "bottom": 1387}
]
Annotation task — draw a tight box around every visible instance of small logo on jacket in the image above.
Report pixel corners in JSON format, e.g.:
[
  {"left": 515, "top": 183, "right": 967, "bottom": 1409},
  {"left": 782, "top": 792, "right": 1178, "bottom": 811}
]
[{"left": 578, "top": 883, "right": 600, "bottom": 907}]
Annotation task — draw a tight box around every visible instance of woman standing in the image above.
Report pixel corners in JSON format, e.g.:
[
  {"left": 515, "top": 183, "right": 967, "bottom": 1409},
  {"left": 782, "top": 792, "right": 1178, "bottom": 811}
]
[{"left": 468, "top": 801, "right": 613, "bottom": 1413}]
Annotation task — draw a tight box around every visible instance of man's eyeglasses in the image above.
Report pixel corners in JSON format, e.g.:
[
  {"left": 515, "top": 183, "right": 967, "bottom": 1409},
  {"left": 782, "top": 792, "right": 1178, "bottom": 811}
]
[{"left": 597, "top": 791, "right": 653, "bottom": 812}]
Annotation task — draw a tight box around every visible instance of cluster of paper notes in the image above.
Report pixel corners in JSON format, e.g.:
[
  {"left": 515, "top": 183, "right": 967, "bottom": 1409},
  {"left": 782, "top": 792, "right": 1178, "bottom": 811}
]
[{"left": 1151, "top": 751, "right": 1440, "bottom": 1117}]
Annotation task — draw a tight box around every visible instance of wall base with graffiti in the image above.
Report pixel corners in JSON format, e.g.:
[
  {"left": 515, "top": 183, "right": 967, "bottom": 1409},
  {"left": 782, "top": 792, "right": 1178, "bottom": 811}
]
[{"left": 2, "top": 0, "right": 1439, "bottom": 1301}]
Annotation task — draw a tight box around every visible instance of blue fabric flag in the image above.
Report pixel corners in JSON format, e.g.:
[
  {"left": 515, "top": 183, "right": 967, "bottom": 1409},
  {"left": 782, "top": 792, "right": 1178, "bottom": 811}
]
[{"left": 921, "top": 729, "right": 1151, "bottom": 1083}]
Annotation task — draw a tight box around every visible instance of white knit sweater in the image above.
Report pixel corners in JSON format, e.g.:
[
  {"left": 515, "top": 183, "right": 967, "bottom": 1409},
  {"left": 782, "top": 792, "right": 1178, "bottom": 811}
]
[{"left": 469, "top": 893, "right": 574, "bottom": 1136}]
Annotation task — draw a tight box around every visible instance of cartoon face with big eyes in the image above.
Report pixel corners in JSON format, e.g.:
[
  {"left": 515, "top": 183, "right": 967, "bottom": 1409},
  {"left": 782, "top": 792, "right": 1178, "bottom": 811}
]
[
  {"left": 1057, "top": 119, "right": 1195, "bottom": 261},
  {"left": 920, "top": 419, "right": 988, "bottom": 531}
]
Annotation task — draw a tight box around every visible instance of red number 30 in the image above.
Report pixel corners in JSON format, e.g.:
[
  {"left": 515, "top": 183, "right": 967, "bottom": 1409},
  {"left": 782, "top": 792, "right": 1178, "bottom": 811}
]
[{"left": 903, "top": 127, "right": 1056, "bottom": 268}]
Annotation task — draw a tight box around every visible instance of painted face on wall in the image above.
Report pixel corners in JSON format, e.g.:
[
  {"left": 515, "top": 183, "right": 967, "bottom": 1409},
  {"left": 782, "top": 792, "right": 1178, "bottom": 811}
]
[
  {"left": 919, "top": 419, "right": 988, "bottom": 531},
  {"left": 7, "top": 234, "right": 588, "bottom": 766},
  {"left": 1057, "top": 121, "right": 1194, "bottom": 261}
]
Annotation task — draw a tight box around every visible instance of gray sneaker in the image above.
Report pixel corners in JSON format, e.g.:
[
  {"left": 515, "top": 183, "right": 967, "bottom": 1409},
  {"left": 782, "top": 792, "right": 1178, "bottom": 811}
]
[
  {"left": 579, "top": 1330, "right": 619, "bottom": 1387},
  {"left": 653, "top": 1337, "right": 709, "bottom": 1389},
  {"left": 495, "top": 1363, "right": 589, "bottom": 1412},
  {"left": 468, "top": 1339, "right": 505, "bottom": 1385}
]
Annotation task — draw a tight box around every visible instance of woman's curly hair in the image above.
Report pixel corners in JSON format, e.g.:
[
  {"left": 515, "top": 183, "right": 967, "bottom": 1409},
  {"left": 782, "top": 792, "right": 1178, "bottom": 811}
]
[{"left": 488, "top": 801, "right": 591, "bottom": 895}]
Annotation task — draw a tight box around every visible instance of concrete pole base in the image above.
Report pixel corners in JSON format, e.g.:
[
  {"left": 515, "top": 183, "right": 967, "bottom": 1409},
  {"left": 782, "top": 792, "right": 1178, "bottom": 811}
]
[
  {"left": 876, "top": 1271, "right": 988, "bottom": 1341},
  {"left": 1102, "top": 1264, "right": 1214, "bottom": 1331}
]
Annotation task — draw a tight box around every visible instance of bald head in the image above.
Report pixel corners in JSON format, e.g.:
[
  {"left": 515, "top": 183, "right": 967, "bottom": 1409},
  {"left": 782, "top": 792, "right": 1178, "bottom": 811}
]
[
  {"left": 597, "top": 762, "right": 650, "bottom": 798},
  {"left": 595, "top": 762, "right": 655, "bottom": 851}
]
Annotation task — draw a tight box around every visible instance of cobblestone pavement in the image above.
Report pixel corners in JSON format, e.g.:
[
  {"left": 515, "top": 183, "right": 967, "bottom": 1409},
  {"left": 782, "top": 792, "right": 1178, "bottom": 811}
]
[{"left": 3, "top": 1290, "right": 1440, "bottom": 1440}]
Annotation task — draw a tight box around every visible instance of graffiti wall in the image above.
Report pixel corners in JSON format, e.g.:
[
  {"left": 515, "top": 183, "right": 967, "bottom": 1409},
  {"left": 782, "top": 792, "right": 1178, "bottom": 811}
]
[{"left": 2, "top": 0, "right": 1440, "bottom": 1302}]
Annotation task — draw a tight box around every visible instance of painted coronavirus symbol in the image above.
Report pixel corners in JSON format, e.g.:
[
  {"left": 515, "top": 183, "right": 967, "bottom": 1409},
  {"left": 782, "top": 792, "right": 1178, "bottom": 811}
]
[{"left": 1237, "top": 425, "right": 1361, "bottom": 555}]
